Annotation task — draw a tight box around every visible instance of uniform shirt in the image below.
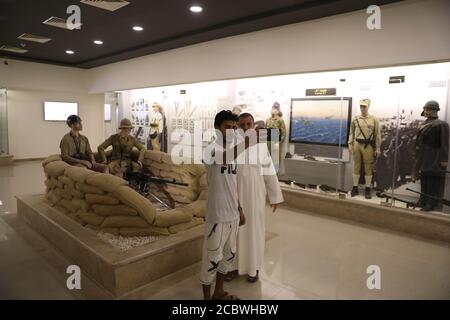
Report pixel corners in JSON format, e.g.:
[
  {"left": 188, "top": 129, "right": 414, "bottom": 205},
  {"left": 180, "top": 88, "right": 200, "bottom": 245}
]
[
  {"left": 203, "top": 141, "right": 239, "bottom": 224},
  {"left": 98, "top": 134, "right": 146, "bottom": 163},
  {"left": 265, "top": 117, "right": 286, "bottom": 143},
  {"left": 348, "top": 115, "right": 381, "bottom": 149},
  {"left": 150, "top": 112, "right": 163, "bottom": 134},
  {"left": 60, "top": 132, "right": 93, "bottom": 159}
]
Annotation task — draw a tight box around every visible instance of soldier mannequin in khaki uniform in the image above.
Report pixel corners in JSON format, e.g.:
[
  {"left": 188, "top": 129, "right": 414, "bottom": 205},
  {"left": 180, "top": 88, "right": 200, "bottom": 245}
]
[
  {"left": 60, "top": 115, "right": 108, "bottom": 173},
  {"left": 348, "top": 99, "right": 381, "bottom": 199},
  {"left": 98, "top": 118, "right": 146, "bottom": 179}
]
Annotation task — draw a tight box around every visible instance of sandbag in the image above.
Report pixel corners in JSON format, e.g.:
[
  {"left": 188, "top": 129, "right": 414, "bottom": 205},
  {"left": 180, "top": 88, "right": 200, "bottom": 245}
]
[
  {"left": 78, "top": 211, "right": 105, "bottom": 226},
  {"left": 85, "top": 194, "right": 120, "bottom": 205},
  {"left": 168, "top": 217, "right": 204, "bottom": 234},
  {"left": 54, "top": 205, "right": 68, "bottom": 215},
  {"left": 64, "top": 184, "right": 84, "bottom": 199},
  {"left": 100, "top": 228, "right": 120, "bottom": 236},
  {"left": 198, "top": 190, "right": 208, "bottom": 200},
  {"left": 71, "top": 198, "right": 90, "bottom": 212},
  {"left": 42, "top": 154, "right": 62, "bottom": 167},
  {"left": 58, "top": 175, "right": 75, "bottom": 189},
  {"left": 199, "top": 173, "right": 207, "bottom": 189},
  {"left": 44, "top": 179, "right": 52, "bottom": 189},
  {"left": 144, "top": 150, "right": 163, "bottom": 162},
  {"left": 101, "top": 216, "right": 150, "bottom": 228},
  {"left": 119, "top": 226, "right": 170, "bottom": 237},
  {"left": 85, "top": 173, "right": 127, "bottom": 192},
  {"left": 147, "top": 167, "right": 161, "bottom": 177},
  {"left": 160, "top": 170, "right": 182, "bottom": 182},
  {"left": 44, "top": 161, "right": 70, "bottom": 177},
  {"left": 50, "top": 177, "right": 64, "bottom": 189},
  {"left": 54, "top": 187, "right": 72, "bottom": 200},
  {"left": 67, "top": 213, "right": 86, "bottom": 226},
  {"left": 185, "top": 200, "right": 206, "bottom": 218},
  {"left": 85, "top": 224, "right": 100, "bottom": 233},
  {"left": 181, "top": 164, "right": 205, "bottom": 176},
  {"left": 149, "top": 161, "right": 172, "bottom": 172},
  {"left": 92, "top": 204, "right": 138, "bottom": 217},
  {"left": 154, "top": 208, "right": 193, "bottom": 227},
  {"left": 64, "top": 166, "right": 95, "bottom": 183},
  {"left": 45, "top": 190, "right": 62, "bottom": 206},
  {"left": 165, "top": 185, "right": 198, "bottom": 201},
  {"left": 112, "top": 186, "right": 156, "bottom": 224},
  {"left": 60, "top": 198, "right": 78, "bottom": 213},
  {"left": 172, "top": 194, "right": 193, "bottom": 204},
  {"left": 76, "top": 182, "right": 104, "bottom": 195}
]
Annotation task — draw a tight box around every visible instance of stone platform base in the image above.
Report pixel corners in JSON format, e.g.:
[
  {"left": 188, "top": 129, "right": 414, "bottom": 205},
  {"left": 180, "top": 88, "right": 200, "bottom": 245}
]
[
  {"left": 282, "top": 187, "right": 450, "bottom": 244},
  {"left": 0, "top": 154, "right": 13, "bottom": 166},
  {"left": 16, "top": 194, "right": 204, "bottom": 299}
]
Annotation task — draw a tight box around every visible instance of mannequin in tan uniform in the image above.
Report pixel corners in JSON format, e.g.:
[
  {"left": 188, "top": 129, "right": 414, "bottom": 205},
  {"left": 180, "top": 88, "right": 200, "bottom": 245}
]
[
  {"left": 348, "top": 99, "right": 381, "bottom": 199},
  {"left": 149, "top": 103, "right": 163, "bottom": 151},
  {"left": 98, "top": 118, "right": 146, "bottom": 179}
]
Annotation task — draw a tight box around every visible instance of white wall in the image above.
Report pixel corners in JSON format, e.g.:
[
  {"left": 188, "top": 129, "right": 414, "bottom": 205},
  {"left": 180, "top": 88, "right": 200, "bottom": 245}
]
[
  {"left": 89, "top": 0, "right": 450, "bottom": 93},
  {"left": 7, "top": 89, "right": 104, "bottom": 159}
]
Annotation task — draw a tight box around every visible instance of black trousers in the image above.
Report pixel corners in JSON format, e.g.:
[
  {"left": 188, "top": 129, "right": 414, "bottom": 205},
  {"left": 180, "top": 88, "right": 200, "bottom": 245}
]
[{"left": 420, "top": 173, "right": 446, "bottom": 210}]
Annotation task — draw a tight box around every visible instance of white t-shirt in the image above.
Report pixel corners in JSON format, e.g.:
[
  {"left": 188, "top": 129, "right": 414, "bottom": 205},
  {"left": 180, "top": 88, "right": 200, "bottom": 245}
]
[{"left": 203, "top": 141, "right": 239, "bottom": 224}]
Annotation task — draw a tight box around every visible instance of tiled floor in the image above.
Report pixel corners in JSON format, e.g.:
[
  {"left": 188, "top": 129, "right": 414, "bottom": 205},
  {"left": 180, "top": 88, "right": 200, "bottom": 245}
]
[{"left": 0, "top": 160, "right": 449, "bottom": 299}]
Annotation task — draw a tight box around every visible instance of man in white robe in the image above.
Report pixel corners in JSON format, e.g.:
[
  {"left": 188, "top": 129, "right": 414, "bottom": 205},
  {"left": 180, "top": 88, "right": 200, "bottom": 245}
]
[{"left": 226, "top": 113, "right": 284, "bottom": 283}]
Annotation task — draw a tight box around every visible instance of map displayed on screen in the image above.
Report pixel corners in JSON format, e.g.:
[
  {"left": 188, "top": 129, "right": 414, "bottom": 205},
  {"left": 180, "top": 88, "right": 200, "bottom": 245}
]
[
  {"left": 44, "top": 101, "right": 78, "bottom": 121},
  {"left": 289, "top": 98, "right": 352, "bottom": 146}
]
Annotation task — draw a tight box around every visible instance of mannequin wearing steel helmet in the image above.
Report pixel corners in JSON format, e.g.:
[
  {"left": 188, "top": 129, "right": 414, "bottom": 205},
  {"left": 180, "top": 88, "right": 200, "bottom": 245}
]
[
  {"left": 60, "top": 115, "right": 109, "bottom": 173},
  {"left": 413, "top": 101, "right": 449, "bottom": 212}
]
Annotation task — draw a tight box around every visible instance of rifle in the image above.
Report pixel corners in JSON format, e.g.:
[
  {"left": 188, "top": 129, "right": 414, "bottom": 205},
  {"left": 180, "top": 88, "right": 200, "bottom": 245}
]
[
  {"left": 376, "top": 191, "right": 418, "bottom": 209},
  {"left": 319, "top": 184, "right": 348, "bottom": 194},
  {"left": 279, "top": 179, "right": 307, "bottom": 189},
  {"left": 406, "top": 188, "right": 450, "bottom": 207},
  {"left": 126, "top": 170, "right": 188, "bottom": 209}
]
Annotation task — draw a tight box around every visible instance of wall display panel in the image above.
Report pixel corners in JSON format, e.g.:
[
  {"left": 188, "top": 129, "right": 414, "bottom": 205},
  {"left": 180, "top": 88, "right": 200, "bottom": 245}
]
[
  {"left": 289, "top": 98, "right": 352, "bottom": 146},
  {"left": 44, "top": 101, "right": 78, "bottom": 121}
]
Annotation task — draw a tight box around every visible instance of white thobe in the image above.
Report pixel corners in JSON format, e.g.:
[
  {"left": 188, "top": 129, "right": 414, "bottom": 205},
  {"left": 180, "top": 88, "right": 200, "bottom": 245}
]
[{"left": 234, "top": 142, "right": 284, "bottom": 277}]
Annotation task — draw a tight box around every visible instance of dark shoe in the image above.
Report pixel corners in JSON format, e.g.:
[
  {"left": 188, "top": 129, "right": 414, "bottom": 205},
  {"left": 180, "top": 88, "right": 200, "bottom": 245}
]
[
  {"left": 224, "top": 270, "right": 238, "bottom": 282},
  {"left": 420, "top": 205, "right": 434, "bottom": 212},
  {"left": 247, "top": 270, "right": 259, "bottom": 283},
  {"left": 351, "top": 186, "right": 359, "bottom": 197},
  {"left": 365, "top": 187, "right": 372, "bottom": 199}
]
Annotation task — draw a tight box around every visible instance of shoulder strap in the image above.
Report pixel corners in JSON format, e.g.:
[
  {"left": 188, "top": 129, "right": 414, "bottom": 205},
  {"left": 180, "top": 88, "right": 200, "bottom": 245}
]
[{"left": 355, "top": 117, "right": 368, "bottom": 140}]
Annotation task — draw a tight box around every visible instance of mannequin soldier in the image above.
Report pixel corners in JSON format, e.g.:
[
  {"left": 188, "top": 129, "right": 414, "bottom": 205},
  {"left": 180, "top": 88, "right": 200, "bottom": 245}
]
[
  {"left": 149, "top": 103, "right": 164, "bottom": 151},
  {"left": 98, "top": 118, "right": 146, "bottom": 179},
  {"left": 60, "top": 115, "right": 109, "bottom": 173},
  {"left": 348, "top": 99, "right": 381, "bottom": 199},
  {"left": 413, "top": 101, "right": 449, "bottom": 212}
]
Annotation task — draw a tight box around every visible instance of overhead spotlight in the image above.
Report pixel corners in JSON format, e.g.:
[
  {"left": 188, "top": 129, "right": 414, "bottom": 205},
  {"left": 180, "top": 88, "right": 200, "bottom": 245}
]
[
  {"left": 133, "top": 26, "right": 143, "bottom": 31},
  {"left": 190, "top": 5, "right": 203, "bottom": 13},
  {"left": 93, "top": 40, "right": 103, "bottom": 45},
  {"left": 66, "top": 50, "right": 75, "bottom": 55}
]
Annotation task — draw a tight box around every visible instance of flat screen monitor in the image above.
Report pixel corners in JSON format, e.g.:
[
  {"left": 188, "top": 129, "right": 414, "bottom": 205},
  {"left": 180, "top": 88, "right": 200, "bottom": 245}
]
[
  {"left": 289, "top": 97, "right": 352, "bottom": 146},
  {"left": 44, "top": 101, "right": 78, "bottom": 121}
]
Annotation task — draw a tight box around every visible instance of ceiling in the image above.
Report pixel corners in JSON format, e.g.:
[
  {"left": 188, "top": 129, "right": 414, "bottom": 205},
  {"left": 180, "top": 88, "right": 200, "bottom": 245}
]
[{"left": 0, "top": 0, "right": 400, "bottom": 69}]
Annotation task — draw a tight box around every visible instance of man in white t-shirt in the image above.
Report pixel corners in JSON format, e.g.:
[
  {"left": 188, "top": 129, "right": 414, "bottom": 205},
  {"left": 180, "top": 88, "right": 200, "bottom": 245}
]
[{"left": 200, "top": 110, "right": 252, "bottom": 300}]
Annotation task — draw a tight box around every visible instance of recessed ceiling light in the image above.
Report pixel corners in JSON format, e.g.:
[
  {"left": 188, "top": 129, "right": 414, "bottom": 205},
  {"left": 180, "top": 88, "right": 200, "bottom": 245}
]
[
  {"left": 133, "top": 26, "right": 143, "bottom": 31},
  {"left": 190, "top": 5, "right": 203, "bottom": 13},
  {"left": 66, "top": 50, "right": 75, "bottom": 55},
  {"left": 93, "top": 40, "right": 103, "bottom": 45}
]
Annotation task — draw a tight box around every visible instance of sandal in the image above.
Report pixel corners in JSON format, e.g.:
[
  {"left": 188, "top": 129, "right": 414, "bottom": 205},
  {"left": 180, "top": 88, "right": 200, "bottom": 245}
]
[
  {"left": 212, "top": 291, "right": 240, "bottom": 300},
  {"left": 224, "top": 270, "right": 238, "bottom": 282},
  {"left": 247, "top": 270, "right": 259, "bottom": 283}
]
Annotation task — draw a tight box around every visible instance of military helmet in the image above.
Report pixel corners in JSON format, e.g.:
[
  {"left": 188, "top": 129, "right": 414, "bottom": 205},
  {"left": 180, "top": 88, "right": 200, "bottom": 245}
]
[
  {"left": 359, "top": 99, "right": 371, "bottom": 107},
  {"left": 423, "top": 100, "right": 440, "bottom": 111},
  {"left": 119, "top": 118, "right": 133, "bottom": 129},
  {"left": 66, "top": 115, "right": 81, "bottom": 127}
]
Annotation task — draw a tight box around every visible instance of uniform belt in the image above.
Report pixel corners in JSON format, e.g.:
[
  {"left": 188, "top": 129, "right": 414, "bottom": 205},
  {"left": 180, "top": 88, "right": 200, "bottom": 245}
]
[{"left": 356, "top": 138, "right": 373, "bottom": 144}]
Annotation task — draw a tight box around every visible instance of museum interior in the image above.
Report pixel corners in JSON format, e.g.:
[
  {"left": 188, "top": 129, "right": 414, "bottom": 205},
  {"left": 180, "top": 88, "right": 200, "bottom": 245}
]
[{"left": 0, "top": 0, "right": 449, "bottom": 300}]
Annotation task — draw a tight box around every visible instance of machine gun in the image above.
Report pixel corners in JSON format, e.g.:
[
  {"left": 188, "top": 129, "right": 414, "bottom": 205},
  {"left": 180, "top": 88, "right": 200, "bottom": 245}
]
[
  {"left": 406, "top": 188, "right": 450, "bottom": 207},
  {"left": 376, "top": 191, "right": 418, "bottom": 209},
  {"left": 125, "top": 170, "right": 188, "bottom": 209}
]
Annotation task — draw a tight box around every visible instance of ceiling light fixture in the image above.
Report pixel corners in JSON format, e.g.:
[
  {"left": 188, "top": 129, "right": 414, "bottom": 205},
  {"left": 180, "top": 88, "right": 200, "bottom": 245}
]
[
  {"left": 190, "top": 5, "right": 203, "bottom": 13},
  {"left": 66, "top": 50, "right": 75, "bottom": 55},
  {"left": 93, "top": 40, "right": 103, "bottom": 45},
  {"left": 133, "top": 26, "right": 143, "bottom": 31}
]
